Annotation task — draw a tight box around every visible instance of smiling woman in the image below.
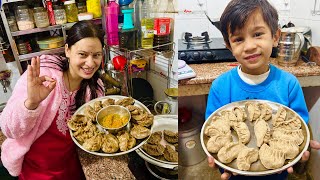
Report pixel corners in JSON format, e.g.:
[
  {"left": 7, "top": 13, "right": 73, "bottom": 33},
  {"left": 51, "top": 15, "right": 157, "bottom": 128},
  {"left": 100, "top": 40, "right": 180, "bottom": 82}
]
[{"left": 0, "top": 20, "right": 106, "bottom": 179}]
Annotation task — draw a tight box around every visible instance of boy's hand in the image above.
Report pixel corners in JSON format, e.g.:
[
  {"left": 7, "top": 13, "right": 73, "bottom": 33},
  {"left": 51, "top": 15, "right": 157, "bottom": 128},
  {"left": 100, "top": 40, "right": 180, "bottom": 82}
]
[
  {"left": 287, "top": 140, "right": 320, "bottom": 173},
  {"left": 208, "top": 156, "right": 237, "bottom": 180}
]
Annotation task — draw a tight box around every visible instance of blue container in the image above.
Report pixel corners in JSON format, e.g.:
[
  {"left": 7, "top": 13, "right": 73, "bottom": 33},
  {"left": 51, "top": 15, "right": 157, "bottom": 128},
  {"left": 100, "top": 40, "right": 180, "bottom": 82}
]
[
  {"left": 122, "top": 8, "right": 134, "bottom": 30},
  {"left": 118, "top": 0, "right": 133, "bottom": 6}
]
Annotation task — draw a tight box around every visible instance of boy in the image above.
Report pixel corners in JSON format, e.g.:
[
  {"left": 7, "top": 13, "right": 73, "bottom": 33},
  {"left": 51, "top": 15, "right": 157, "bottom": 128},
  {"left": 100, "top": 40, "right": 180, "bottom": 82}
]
[{"left": 205, "top": 0, "right": 320, "bottom": 179}]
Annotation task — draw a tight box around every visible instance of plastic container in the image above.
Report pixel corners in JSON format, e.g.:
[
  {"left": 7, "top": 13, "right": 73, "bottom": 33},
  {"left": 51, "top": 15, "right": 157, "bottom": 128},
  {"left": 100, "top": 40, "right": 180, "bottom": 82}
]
[
  {"left": 141, "top": 0, "right": 154, "bottom": 48},
  {"left": 78, "top": 13, "right": 93, "bottom": 21},
  {"left": 154, "top": 17, "right": 171, "bottom": 35},
  {"left": 105, "top": 0, "right": 119, "bottom": 46},
  {"left": 53, "top": 5, "right": 67, "bottom": 25},
  {"left": 86, "top": 0, "right": 102, "bottom": 18},
  {"left": 64, "top": 0, "right": 78, "bottom": 22},
  {"left": 118, "top": 0, "right": 133, "bottom": 6},
  {"left": 77, "top": 2, "right": 87, "bottom": 14},
  {"left": 15, "top": 5, "right": 35, "bottom": 30},
  {"left": 122, "top": 8, "right": 134, "bottom": 30},
  {"left": 33, "top": 7, "right": 50, "bottom": 28},
  {"left": 37, "top": 36, "right": 64, "bottom": 50}
]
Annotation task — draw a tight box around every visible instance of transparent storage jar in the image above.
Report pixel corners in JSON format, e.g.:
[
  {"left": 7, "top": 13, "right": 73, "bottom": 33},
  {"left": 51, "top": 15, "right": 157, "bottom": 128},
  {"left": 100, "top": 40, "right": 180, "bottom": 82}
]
[
  {"left": 77, "top": 2, "right": 87, "bottom": 14},
  {"left": 53, "top": 5, "right": 67, "bottom": 25},
  {"left": 7, "top": 15, "right": 18, "bottom": 32},
  {"left": 33, "top": 7, "right": 50, "bottom": 28},
  {"left": 64, "top": 0, "right": 78, "bottom": 23},
  {"left": 15, "top": 5, "right": 35, "bottom": 30}
]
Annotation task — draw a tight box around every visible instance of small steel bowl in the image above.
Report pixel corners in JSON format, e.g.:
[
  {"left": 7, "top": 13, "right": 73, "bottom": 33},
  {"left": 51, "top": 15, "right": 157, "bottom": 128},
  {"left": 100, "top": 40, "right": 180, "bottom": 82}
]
[{"left": 96, "top": 105, "right": 131, "bottom": 134}]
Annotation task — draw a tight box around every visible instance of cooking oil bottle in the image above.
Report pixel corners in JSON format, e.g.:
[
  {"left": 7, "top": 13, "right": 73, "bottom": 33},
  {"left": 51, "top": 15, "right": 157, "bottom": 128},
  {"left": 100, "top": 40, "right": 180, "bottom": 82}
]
[{"left": 141, "top": 0, "right": 154, "bottom": 49}]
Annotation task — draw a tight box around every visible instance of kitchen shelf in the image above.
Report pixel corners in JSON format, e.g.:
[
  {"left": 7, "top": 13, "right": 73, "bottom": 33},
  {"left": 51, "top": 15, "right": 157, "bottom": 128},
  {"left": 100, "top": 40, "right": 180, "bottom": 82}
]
[
  {"left": 11, "top": 25, "right": 63, "bottom": 36},
  {"left": 0, "top": 0, "right": 103, "bottom": 73},
  {"left": 19, "top": 47, "right": 65, "bottom": 61},
  {"left": 2, "top": 0, "right": 24, "bottom": 4}
]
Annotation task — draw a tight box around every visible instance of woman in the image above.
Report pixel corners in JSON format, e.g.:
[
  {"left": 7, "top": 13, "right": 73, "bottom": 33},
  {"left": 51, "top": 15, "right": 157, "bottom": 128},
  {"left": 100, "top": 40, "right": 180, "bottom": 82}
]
[{"left": 1, "top": 20, "right": 105, "bottom": 179}]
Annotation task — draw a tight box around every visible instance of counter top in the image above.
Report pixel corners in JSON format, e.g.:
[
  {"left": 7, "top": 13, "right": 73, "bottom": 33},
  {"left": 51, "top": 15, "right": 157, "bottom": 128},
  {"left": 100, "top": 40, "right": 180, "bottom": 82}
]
[
  {"left": 78, "top": 149, "right": 135, "bottom": 179},
  {"left": 179, "top": 59, "right": 320, "bottom": 96}
]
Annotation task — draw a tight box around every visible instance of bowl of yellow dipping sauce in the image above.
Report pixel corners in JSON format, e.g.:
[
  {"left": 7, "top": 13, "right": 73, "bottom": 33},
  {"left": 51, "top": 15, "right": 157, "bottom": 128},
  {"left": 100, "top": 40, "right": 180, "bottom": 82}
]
[{"left": 96, "top": 105, "right": 131, "bottom": 134}]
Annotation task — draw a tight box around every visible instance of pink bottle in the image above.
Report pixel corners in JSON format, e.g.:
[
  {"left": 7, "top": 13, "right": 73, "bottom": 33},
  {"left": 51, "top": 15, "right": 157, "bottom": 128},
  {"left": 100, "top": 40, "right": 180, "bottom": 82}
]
[{"left": 105, "top": 0, "right": 119, "bottom": 46}]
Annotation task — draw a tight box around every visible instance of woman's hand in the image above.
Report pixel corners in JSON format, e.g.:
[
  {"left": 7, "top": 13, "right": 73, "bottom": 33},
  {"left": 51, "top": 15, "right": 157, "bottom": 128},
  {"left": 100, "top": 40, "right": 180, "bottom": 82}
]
[
  {"left": 287, "top": 140, "right": 320, "bottom": 173},
  {"left": 208, "top": 156, "right": 237, "bottom": 180},
  {"left": 25, "top": 57, "right": 56, "bottom": 110}
]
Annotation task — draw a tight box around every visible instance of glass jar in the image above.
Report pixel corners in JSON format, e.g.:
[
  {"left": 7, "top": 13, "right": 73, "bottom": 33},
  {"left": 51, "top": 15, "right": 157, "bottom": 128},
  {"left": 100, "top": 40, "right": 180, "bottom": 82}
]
[
  {"left": 7, "top": 15, "right": 18, "bottom": 32},
  {"left": 33, "top": 7, "right": 50, "bottom": 28},
  {"left": 64, "top": 0, "right": 78, "bottom": 23},
  {"left": 16, "top": 39, "right": 29, "bottom": 55},
  {"left": 15, "top": 5, "right": 35, "bottom": 30},
  {"left": 77, "top": 2, "right": 87, "bottom": 14},
  {"left": 53, "top": 5, "right": 67, "bottom": 25}
]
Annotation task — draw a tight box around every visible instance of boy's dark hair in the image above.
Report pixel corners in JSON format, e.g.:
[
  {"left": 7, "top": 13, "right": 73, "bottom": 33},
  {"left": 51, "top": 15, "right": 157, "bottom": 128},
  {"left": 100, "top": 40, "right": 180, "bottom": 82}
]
[
  {"left": 41, "top": 20, "right": 105, "bottom": 112},
  {"left": 220, "top": 0, "right": 279, "bottom": 48}
]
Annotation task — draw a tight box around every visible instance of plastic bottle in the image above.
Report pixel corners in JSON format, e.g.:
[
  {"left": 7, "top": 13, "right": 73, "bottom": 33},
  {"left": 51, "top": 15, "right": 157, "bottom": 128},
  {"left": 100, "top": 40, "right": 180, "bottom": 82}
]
[
  {"left": 105, "top": 0, "right": 119, "bottom": 46},
  {"left": 86, "top": 0, "right": 102, "bottom": 18},
  {"left": 140, "top": 0, "right": 154, "bottom": 49},
  {"left": 134, "top": 0, "right": 142, "bottom": 48}
]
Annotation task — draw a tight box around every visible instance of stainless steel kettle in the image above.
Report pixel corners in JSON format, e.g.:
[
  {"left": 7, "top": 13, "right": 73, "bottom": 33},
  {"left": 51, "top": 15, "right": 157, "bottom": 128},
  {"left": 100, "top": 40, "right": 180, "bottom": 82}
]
[{"left": 276, "top": 28, "right": 305, "bottom": 67}]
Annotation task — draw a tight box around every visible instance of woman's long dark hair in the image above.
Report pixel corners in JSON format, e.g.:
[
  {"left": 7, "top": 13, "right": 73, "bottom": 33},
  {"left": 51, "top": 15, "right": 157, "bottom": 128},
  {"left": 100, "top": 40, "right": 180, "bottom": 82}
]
[{"left": 41, "top": 20, "right": 105, "bottom": 112}]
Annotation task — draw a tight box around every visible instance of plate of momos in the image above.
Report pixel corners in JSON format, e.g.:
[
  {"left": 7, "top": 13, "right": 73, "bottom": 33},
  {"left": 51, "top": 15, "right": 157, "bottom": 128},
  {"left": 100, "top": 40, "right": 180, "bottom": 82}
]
[
  {"left": 137, "top": 115, "right": 178, "bottom": 168},
  {"left": 200, "top": 100, "right": 310, "bottom": 176},
  {"left": 67, "top": 95, "right": 154, "bottom": 156}
]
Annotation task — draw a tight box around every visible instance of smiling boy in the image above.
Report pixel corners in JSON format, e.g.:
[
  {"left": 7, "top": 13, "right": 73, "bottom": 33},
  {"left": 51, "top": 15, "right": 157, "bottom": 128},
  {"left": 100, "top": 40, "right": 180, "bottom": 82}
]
[{"left": 205, "top": 0, "right": 310, "bottom": 179}]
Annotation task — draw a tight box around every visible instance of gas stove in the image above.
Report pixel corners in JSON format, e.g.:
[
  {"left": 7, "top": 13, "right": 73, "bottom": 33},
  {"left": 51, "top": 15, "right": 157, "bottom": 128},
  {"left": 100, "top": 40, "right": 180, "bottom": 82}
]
[{"left": 178, "top": 31, "right": 236, "bottom": 64}]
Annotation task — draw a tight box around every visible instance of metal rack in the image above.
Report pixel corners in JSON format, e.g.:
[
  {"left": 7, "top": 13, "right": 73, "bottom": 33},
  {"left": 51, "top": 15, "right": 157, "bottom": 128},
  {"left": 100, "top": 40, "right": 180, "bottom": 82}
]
[
  {"left": 106, "top": 42, "right": 175, "bottom": 99},
  {"left": 0, "top": 0, "right": 101, "bottom": 73}
]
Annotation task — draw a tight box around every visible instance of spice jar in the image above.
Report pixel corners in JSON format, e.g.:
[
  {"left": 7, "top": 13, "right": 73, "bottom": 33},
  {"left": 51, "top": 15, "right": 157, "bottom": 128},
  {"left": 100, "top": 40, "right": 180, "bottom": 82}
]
[
  {"left": 15, "top": 5, "right": 35, "bottom": 30},
  {"left": 7, "top": 15, "right": 18, "bottom": 32},
  {"left": 64, "top": 0, "right": 78, "bottom": 23},
  {"left": 33, "top": 6, "right": 50, "bottom": 28},
  {"left": 77, "top": 2, "right": 87, "bottom": 14},
  {"left": 16, "top": 39, "right": 31, "bottom": 55},
  {"left": 53, "top": 5, "right": 67, "bottom": 25}
]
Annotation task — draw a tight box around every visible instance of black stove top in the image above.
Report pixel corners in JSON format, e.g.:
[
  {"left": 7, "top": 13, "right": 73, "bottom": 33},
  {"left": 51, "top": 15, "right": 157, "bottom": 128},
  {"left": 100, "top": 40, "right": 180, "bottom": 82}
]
[{"left": 178, "top": 32, "right": 236, "bottom": 64}]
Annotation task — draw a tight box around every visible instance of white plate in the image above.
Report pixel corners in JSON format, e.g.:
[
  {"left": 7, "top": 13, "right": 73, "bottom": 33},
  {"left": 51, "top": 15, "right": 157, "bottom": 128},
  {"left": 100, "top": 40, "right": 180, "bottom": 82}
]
[
  {"left": 200, "top": 100, "right": 310, "bottom": 176},
  {"left": 136, "top": 115, "right": 178, "bottom": 169},
  {"left": 70, "top": 95, "right": 152, "bottom": 156}
]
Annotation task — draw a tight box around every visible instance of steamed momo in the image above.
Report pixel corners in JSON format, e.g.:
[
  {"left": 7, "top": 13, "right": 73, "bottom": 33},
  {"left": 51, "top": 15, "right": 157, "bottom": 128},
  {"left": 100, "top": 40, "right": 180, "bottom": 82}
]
[
  {"left": 258, "top": 103, "right": 272, "bottom": 121},
  {"left": 245, "top": 102, "right": 261, "bottom": 121},
  {"left": 205, "top": 116, "right": 231, "bottom": 136},
  {"left": 276, "top": 115, "right": 301, "bottom": 130},
  {"left": 236, "top": 147, "right": 259, "bottom": 170},
  {"left": 259, "top": 144, "right": 285, "bottom": 169},
  {"left": 206, "top": 131, "right": 232, "bottom": 153},
  {"left": 232, "top": 122, "right": 250, "bottom": 144},
  {"left": 272, "top": 128, "right": 304, "bottom": 145},
  {"left": 269, "top": 138, "right": 299, "bottom": 159},
  {"left": 232, "top": 107, "right": 247, "bottom": 122},
  {"left": 273, "top": 107, "right": 286, "bottom": 127},
  {"left": 217, "top": 142, "right": 246, "bottom": 163},
  {"left": 254, "top": 119, "right": 271, "bottom": 147}
]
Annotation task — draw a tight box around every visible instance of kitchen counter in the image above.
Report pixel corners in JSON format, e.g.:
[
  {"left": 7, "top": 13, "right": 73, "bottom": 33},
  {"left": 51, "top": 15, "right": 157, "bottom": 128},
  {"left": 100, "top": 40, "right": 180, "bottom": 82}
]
[
  {"left": 77, "top": 149, "right": 135, "bottom": 179},
  {"left": 179, "top": 59, "right": 320, "bottom": 96}
]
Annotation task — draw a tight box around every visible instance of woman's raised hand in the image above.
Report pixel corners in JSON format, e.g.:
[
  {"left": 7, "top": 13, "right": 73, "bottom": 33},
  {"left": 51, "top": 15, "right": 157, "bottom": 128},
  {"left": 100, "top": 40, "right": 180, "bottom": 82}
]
[{"left": 24, "top": 57, "right": 56, "bottom": 110}]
